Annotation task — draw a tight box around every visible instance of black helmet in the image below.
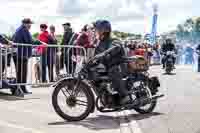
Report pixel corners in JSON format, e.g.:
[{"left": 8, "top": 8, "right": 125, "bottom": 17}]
[
  {"left": 62, "top": 22, "right": 71, "bottom": 27},
  {"left": 94, "top": 20, "right": 111, "bottom": 32},
  {"left": 166, "top": 38, "right": 172, "bottom": 44}
]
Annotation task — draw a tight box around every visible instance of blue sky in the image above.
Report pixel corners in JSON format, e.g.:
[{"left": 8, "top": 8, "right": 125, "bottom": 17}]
[{"left": 0, "top": 0, "right": 198, "bottom": 35}]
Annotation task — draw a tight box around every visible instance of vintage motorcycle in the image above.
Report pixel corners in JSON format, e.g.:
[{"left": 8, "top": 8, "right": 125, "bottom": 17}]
[
  {"left": 164, "top": 51, "right": 176, "bottom": 74},
  {"left": 52, "top": 51, "right": 164, "bottom": 121}
]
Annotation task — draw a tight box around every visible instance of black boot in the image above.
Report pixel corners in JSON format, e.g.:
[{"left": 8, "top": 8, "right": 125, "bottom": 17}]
[{"left": 120, "top": 95, "right": 131, "bottom": 105}]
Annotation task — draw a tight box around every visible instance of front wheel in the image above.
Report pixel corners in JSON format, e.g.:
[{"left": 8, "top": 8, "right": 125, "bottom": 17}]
[{"left": 52, "top": 79, "right": 95, "bottom": 121}]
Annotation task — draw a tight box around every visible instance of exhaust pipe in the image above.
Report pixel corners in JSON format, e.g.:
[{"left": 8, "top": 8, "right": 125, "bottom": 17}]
[
  {"left": 137, "top": 94, "right": 165, "bottom": 106},
  {"left": 151, "top": 94, "right": 165, "bottom": 100}
]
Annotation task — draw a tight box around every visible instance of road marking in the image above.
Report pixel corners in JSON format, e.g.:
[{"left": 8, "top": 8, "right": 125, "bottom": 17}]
[
  {"left": 0, "top": 120, "right": 45, "bottom": 133},
  {"left": 116, "top": 111, "right": 132, "bottom": 133},
  {"left": 116, "top": 111, "right": 143, "bottom": 133},
  {"left": 124, "top": 110, "right": 143, "bottom": 133}
]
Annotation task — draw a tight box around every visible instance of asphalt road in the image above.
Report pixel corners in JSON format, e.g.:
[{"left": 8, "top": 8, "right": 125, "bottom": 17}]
[
  {"left": 137, "top": 65, "right": 200, "bottom": 133},
  {"left": 0, "top": 65, "right": 200, "bottom": 133}
]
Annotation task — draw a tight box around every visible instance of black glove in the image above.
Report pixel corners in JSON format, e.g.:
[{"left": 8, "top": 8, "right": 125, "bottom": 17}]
[
  {"left": 87, "top": 53, "right": 104, "bottom": 67},
  {"left": 94, "top": 53, "right": 105, "bottom": 63}
]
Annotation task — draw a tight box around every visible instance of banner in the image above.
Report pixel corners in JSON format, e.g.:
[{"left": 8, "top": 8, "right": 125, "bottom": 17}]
[
  {"left": 150, "top": 5, "right": 158, "bottom": 45},
  {"left": 150, "top": 13, "right": 158, "bottom": 45}
]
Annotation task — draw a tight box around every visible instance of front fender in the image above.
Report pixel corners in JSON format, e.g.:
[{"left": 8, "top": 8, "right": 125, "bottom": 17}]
[{"left": 52, "top": 77, "right": 76, "bottom": 88}]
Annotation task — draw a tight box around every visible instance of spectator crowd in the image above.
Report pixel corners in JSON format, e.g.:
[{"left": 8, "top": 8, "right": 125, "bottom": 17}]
[
  {"left": 0, "top": 18, "right": 103, "bottom": 96},
  {"left": 0, "top": 18, "right": 163, "bottom": 96}
]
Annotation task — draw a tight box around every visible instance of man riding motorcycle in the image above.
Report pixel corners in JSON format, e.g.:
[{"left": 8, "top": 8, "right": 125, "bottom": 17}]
[
  {"left": 51, "top": 20, "right": 164, "bottom": 121},
  {"left": 93, "top": 20, "right": 131, "bottom": 105},
  {"left": 161, "top": 39, "right": 176, "bottom": 69}
]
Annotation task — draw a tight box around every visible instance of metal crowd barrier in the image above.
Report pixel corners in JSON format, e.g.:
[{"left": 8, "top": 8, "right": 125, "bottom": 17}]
[{"left": 0, "top": 43, "right": 87, "bottom": 88}]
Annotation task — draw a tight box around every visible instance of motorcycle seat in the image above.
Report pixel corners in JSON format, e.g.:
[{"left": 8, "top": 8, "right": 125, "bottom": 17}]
[
  {"left": 123, "top": 55, "right": 145, "bottom": 63},
  {"left": 122, "top": 56, "right": 137, "bottom": 62},
  {"left": 95, "top": 76, "right": 111, "bottom": 82}
]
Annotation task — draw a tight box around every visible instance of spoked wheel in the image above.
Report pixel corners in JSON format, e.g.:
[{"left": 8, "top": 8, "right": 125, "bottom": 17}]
[
  {"left": 132, "top": 81, "right": 157, "bottom": 114},
  {"left": 52, "top": 79, "right": 94, "bottom": 121}
]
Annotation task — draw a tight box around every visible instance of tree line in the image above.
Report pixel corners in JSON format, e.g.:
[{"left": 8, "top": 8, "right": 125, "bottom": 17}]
[{"left": 176, "top": 17, "right": 200, "bottom": 43}]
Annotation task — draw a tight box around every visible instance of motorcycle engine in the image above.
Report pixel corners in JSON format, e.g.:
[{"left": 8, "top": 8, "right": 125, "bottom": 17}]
[{"left": 100, "top": 83, "right": 119, "bottom": 107}]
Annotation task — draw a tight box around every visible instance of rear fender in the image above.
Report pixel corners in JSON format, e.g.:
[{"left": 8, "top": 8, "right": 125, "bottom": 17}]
[
  {"left": 131, "top": 73, "right": 149, "bottom": 82},
  {"left": 149, "top": 76, "right": 160, "bottom": 88},
  {"left": 148, "top": 76, "right": 160, "bottom": 95}
]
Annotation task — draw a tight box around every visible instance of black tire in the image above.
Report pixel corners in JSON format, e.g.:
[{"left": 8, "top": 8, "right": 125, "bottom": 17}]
[
  {"left": 134, "top": 100, "right": 157, "bottom": 114},
  {"left": 133, "top": 81, "right": 157, "bottom": 114},
  {"left": 166, "top": 69, "right": 170, "bottom": 74},
  {"left": 165, "top": 63, "right": 172, "bottom": 74},
  {"left": 52, "top": 79, "right": 95, "bottom": 121},
  {"left": 166, "top": 67, "right": 172, "bottom": 74}
]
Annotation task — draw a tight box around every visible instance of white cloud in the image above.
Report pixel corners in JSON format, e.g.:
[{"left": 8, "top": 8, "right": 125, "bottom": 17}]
[{"left": 0, "top": 0, "right": 199, "bottom": 35}]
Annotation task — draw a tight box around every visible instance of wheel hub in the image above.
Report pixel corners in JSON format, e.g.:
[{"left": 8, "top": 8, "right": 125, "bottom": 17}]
[{"left": 66, "top": 96, "right": 77, "bottom": 107}]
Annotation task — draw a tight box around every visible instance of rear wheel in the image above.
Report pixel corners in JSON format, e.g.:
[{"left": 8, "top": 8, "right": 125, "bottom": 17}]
[
  {"left": 52, "top": 79, "right": 94, "bottom": 121},
  {"left": 166, "top": 68, "right": 171, "bottom": 74},
  {"left": 165, "top": 63, "right": 172, "bottom": 74},
  {"left": 132, "top": 81, "right": 157, "bottom": 114},
  {"left": 134, "top": 100, "right": 157, "bottom": 114}
]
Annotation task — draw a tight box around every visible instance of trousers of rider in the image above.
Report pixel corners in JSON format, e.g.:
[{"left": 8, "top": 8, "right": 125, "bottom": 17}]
[{"left": 108, "top": 66, "right": 127, "bottom": 97}]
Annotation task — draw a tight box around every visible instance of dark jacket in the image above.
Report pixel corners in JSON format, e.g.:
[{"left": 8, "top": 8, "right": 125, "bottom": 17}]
[
  {"left": 94, "top": 38, "right": 112, "bottom": 55},
  {"left": 103, "top": 43, "right": 125, "bottom": 67},
  {"left": 95, "top": 39, "right": 125, "bottom": 67},
  {"left": 61, "top": 29, "right": 78, "bottom": 61},
  {"left": 49, "top": 34, "right": 58, "bottom": 53},
  {"left": 196, "top": 45, "right": 200, "bottom": 60},
  {"left": 47, "top": 35, "right": 57, "bottom": 58},
  {"left": 61, "top": 28, "right": 74, "bottom": 46},
  {"left": 12, "top": 25, "right": 36, "bottom": 58},
  {"left": 161, "top": 43, "right": 176, "bottom": 53},
  {"left": 197, "top": 45, "right": 200, "bottom": 51},
  {"left": 49, "top": 34, "right": 57, "bottom": 44}
]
